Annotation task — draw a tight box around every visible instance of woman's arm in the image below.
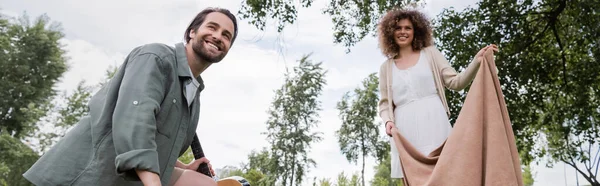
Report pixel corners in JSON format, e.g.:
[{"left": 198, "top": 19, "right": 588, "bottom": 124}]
[
  {"left": 378, "top": 62, "right": 394, "bottom": 125},
  {"left": 432, "top": 47, "right": 481, "bottom": 91},
  {"left": 432, "top": 45, "right": 498, "bottom": 91}
]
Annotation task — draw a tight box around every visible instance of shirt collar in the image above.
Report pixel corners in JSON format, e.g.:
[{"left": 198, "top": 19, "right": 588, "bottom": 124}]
[{"left": 175, "top": 42, "right": 204, "bottom": 89}]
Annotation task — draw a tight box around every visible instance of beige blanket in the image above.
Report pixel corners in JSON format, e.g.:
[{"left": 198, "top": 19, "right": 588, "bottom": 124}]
[{"left": 391, "top": 50, "right": 524, "bottom": 186}]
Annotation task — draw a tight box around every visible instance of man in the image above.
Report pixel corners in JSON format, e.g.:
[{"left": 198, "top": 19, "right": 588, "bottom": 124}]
[{"left": 23, "top": 7, "right": 238, "bottom": 186}]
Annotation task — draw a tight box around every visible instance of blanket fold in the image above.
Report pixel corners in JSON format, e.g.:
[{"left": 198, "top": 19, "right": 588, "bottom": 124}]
[{"left": 391, "top": 49, "right": 524, "bottom": 186}]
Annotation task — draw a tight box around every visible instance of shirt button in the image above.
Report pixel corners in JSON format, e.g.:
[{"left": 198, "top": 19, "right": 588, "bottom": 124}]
[
  {"left": 173, "top": 99, "right": 177, "bottom": 103},
  {"left": 133, "top": 101, "right": 138, "bottom": 105}
]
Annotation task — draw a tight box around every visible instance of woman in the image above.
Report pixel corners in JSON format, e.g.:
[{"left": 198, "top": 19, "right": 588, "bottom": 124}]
[{"left": 376, "top": 8, "right": 498, "bottom": 180}]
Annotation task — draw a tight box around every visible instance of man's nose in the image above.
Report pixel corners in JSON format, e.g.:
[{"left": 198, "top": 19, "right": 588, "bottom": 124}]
[{"left": 211, "top": 32, "right": 223, "bottom": 42}]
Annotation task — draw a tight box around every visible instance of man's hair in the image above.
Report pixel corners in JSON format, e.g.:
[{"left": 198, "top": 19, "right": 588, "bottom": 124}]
[
  {"left": 184, "top": 7, "right": 239, "bottom": 45},
  {"left": 377, "top": 8, "right": 433, "bottom": 59}
]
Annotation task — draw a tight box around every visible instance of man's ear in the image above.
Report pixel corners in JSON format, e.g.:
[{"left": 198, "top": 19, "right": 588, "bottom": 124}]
[{"left": 189, "top": 29, "right": 196, "bottom": 39}]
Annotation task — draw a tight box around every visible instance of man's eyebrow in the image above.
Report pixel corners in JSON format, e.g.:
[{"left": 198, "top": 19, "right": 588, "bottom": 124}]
[
  {"left": 206, "top": 21, "right": 220, "bottom": 27},
  {"left": 206, "top": 21, "right": 233, "bottom": 38}
]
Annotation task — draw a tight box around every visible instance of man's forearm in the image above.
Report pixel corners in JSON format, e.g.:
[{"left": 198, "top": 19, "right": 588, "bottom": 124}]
[{"left": 136, "top": 169, "right": 161, "bottom": 186}]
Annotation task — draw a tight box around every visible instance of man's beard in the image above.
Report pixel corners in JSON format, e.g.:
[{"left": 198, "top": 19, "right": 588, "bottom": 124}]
[{"left": 192, "top": 39, "right": 226, "bottom": 63}]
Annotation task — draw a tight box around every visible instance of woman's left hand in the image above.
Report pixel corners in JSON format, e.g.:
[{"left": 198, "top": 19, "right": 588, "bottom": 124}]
[{"left": 476, "top": 44, "right": 499, "bottom": 60}]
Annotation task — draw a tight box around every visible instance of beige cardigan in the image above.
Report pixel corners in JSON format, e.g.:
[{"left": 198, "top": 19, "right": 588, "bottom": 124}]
[
  {"left": 390, "top": 49, "right": 524, "bottom": 185},
  {"left": 378, "top": 45, "right": 482, "bottom": 124}
]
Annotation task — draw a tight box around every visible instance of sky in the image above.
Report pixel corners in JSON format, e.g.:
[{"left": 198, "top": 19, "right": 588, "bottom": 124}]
[{"left": 0, "top": 0, "right": 594, "bottom": 185}]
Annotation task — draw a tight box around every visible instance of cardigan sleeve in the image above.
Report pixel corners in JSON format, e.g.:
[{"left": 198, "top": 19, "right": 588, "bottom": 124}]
[
  {"left": 431, "top": 47, "right": 482, "bottom": 91},
  {"left": 378, "top": 61, "right": 394, "bottom": 125}
]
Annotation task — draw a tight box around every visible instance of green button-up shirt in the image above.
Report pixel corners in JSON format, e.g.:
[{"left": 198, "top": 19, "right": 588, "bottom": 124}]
[{"left": 23, "top": 42, "right": 203, "bottom": 186}]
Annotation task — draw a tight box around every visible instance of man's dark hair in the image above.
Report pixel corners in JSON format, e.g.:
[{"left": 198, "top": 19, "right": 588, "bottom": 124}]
[{"left": 184, "top": 7, "right": 239, "bottom": 45}]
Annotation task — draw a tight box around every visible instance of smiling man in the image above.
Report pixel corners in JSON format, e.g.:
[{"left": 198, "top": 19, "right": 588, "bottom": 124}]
[{"left": 23, "top": 7, "right": 238, "bottom": 186}]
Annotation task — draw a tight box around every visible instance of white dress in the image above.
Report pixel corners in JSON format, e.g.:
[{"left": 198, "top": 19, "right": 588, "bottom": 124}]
[{"left": 390, "top": 50, "right": 453, "bottom": 178}]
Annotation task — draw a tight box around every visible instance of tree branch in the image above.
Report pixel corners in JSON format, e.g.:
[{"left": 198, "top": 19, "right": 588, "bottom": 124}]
[
  {"left": 588, "top": 142, "right": 594, "bottom": 174},
  {"left": 552, "top": 24, "right": 568, "bottom": 90},
  {"left": 514, "top": 23, "right": 551, "bottom": 55},
  {"left": 564, "top": 160, "right": 595, "bottom": 185},
  {"left": 578, "top": 140, "right": 594, "bottom": 178},
  {"left": 514, "top": 0, "right": 567, "bottom": 57},
  {"left": 594, "top": 147, "right": 600, "bottom": 178}
]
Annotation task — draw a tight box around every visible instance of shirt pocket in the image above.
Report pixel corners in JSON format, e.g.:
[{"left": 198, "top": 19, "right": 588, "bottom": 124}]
[{"left": 155, "top": 94, "right": 180, "bottom": 138}]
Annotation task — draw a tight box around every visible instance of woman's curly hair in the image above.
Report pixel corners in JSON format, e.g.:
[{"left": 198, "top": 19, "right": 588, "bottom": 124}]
[{"left": 377, "top": 8, "right": 433, "bottom": 59}]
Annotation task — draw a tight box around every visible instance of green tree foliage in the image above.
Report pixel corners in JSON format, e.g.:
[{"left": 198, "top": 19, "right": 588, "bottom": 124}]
[
  {"left": 370, "top": 155, "right": 403, "bottom": 186},
  {"left": 334, "top": 171, "right": 360, "bottom": 186},
  {"left": 318, "top": 178, "right": 332, "bottom": 186},
  {"left": 36, "top": 66, "right": 117, "bottom": 154},
  {"left": 35, "top": 81, "right": 92, "bottom": 153},
  {"left": 0, "top": 13, "right": 67, "bottom": 139},
  {"left": 522, "top": 165, "right": 535, "bottom": 186},
  {"left": 177, "top": 147, "right": 194, "bottom": 166},
  {"left": 238, "top": 0, "right": 314, "bottom": 33},
  {"left": 262, "top": 54, "right": 327, "bottom": 186},
  {"left": 0, "top": 12, "right": 67, "bottom": 186},
  {"left": 0, "top": 132, "right": 38, "bottom": 186},
  {"left": 336, "top": 73, "right": 386, "bottom": 186},
  {"left": 217, "top": 148, "right": 276, "bottom": 186},
  {"left": 434, "top": 0, "right": 599, "bottom": 184},
  {"left": 238, "top": 0, "right": 422, "bottom": 52}
]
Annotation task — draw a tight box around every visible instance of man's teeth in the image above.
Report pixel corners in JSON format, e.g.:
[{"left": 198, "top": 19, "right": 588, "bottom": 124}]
[{"left": 207, "top": 42, "right": 218, "bottom": 50}]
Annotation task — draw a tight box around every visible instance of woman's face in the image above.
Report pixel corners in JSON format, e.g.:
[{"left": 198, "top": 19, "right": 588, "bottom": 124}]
[{"left": 393, "top": 18, "right": 414, "bottom": 49}]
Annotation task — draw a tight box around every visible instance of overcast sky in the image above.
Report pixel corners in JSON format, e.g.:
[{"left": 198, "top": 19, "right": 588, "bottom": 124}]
[{"left": 0, "top": 0, "right": 592, "bottom": 185}]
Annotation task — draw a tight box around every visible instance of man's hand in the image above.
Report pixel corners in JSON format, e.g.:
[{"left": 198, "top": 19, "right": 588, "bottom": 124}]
[
  {"left": 385, "top": 121, "right": 395, "bottom": 137},
  {"left": 185, "top": 157, "right": 215, "bottom": 176}
]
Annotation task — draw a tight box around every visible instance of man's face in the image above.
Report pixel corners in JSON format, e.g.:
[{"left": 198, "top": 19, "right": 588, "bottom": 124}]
[{"left": 189, "top": 12, "right": 235, "bottom": 63}]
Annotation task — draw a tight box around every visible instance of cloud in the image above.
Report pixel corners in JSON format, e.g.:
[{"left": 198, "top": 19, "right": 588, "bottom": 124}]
[
  {"left": 194, "top": 42, "right": 290, "bottom": 168},
  {"left": 55, "top": 39, "right": 126, "bottom": 91}
]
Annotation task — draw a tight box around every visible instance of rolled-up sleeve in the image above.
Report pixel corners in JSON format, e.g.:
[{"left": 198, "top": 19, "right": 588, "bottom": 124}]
[{"left": 112, "top": 52, "right": 169, "bottom": 180}]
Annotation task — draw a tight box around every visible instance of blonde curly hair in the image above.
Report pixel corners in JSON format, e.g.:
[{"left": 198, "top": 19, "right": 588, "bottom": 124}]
[{"left": 377, "top": 8, "right": 433, "bottom": 59}]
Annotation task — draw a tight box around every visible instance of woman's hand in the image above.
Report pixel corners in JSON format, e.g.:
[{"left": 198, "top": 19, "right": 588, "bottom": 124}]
[
  {"left": 476, "top": 44, "right": 499, "bottom": 61},
  {"left": 385, "top": 121, "right": 395, "bottom": 137}
]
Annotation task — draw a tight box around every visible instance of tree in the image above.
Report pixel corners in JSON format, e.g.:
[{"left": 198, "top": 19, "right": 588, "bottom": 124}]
[
  {"left": 215, "top": 148, "right": 276, "bottom": 186},
  {"left": 0, "top": 12, "right": 67, "bottom": 139},
  {"left": 0, "top": 132, "right": 38, "bottom": 186},
  {"left": 334, "top": 171, "right": 360, "bottom": 186},
  {"left": 244, "top": 148, "right": 275, "bottom": 177},
  {"left": 433, "top": 0, "right": 600, "bottom": 184},
  {"left": 335, "top": 73, "right": 386, "bottom": 186},
  {"left": 523, "top": 165, "right": 534, "bottom": 186},
  {"left": 370, "top": 155, "right": 403, "bottom": 186},
  {"left": 241, "top": 148, "right": 277, "bottom": 186},
  {"left": 0, "top": 12, "right": 67, "bottom": 186},
  {"left": 335, "top": 172, "right": 349, "bottom": 186},
  {"left": 238, "top": 0, "right": 423, "bottom": 53},
  {"left": 35, "top": 66, "right": 117, "bottom": 154},
  {"left": 177, "top": 147, "right": 195, "bottom": 166},
  {"left": 263, "top": 54, "right": 327, "bottom": 186},
  {"left": 34, "top": 81, "right": 92, "bottom": 153},
  {"left": 318, "top": 178, "right": 333, "bottom": 186}
]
